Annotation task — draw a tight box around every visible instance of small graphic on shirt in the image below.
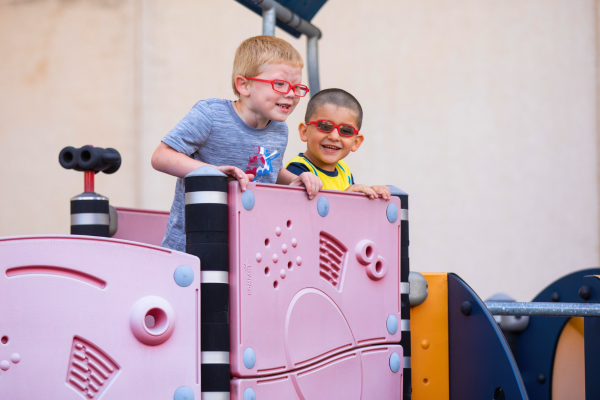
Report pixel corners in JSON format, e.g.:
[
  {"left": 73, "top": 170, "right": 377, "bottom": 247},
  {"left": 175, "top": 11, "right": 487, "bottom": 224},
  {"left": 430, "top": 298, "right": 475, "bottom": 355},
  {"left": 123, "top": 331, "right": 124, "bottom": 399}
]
[{"left": 246, "top": 146, "right": 280, "bottom": 181}]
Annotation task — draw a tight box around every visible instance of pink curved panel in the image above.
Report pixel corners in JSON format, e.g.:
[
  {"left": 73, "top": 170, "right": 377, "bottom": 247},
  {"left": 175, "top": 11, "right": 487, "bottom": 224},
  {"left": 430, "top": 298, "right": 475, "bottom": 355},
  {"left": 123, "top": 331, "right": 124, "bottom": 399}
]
[
  {"left": 231, "top": 345, "right": 403, "bottom": 400},
  {"left": 229, "top": 182, "right": 402, "bottom": 377},
  {"left": 284, "top": 289, "right": 354, "bottom": 369},
  {"left": 0, "top": 235, "right": 200, "bottom": 399}
]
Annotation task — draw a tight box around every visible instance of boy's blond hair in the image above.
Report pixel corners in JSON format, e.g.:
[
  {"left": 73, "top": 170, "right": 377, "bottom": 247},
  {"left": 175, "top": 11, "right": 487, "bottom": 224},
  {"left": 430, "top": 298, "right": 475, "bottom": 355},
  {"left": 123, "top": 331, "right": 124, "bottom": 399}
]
[{"left": 232, "top": 36, "right": 304, "bottom": 96}]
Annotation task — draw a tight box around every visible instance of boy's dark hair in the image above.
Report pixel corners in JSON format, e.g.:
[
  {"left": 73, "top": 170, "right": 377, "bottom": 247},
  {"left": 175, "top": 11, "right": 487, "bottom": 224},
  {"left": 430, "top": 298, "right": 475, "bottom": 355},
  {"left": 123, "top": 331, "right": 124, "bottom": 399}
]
[{"left": 305, "top": 88, "right": 363, "bottom": 129}]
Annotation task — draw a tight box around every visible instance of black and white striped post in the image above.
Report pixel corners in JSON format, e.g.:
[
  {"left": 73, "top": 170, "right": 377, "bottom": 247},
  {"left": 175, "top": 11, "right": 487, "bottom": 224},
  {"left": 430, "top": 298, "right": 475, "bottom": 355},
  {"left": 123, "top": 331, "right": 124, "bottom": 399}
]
[
  {"left": 388, "top": 185, "right": 411, "bottom": 400},
  {"left": 70, "top": 193, "right": 110, "bottom": 236},
  {"left": 185, "top": 166, "right": 230, "bottom": 400}
]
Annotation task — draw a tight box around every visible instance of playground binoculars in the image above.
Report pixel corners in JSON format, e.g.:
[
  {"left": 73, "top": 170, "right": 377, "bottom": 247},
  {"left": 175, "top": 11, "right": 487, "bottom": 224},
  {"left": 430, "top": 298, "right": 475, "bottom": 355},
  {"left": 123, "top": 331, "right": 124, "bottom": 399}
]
[{"left": 58, "top": 145, "right": 121, "bottom": 174}]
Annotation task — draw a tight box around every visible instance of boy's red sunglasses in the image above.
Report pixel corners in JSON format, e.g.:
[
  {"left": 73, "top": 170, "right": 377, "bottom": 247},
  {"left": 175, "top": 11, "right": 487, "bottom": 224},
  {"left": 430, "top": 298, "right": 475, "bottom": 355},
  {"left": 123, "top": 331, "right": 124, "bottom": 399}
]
[
  {"left": 245, "top": 77, "right": 309, "bottom": 97},
  {"left": 307, "top": 120, "right": 360, "bottom": 137}
]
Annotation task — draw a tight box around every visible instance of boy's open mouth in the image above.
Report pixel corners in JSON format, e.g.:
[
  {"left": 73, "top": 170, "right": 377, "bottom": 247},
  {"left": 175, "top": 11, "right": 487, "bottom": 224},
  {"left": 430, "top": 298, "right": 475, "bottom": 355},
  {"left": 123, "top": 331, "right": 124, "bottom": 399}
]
[
  {"left": 276, "top": 103, "right": 291, "bottom": 111},
  {"left": 322, "top": 144, "right": 341, "bottom": 153}
]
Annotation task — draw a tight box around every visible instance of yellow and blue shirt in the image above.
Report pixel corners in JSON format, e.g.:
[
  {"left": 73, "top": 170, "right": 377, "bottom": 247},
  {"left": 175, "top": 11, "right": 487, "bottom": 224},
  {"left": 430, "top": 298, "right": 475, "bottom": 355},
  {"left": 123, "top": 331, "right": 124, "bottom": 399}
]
[{"left": 285, "top": 154, "right": 354, "bottom": 191}]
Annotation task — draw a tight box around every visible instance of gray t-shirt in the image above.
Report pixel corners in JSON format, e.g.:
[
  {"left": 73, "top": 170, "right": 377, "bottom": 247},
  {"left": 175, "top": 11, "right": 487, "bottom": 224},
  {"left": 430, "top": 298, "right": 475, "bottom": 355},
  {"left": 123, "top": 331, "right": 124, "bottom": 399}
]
[{"left": 161, "top": 98, "right": 288, "bottom": 251}]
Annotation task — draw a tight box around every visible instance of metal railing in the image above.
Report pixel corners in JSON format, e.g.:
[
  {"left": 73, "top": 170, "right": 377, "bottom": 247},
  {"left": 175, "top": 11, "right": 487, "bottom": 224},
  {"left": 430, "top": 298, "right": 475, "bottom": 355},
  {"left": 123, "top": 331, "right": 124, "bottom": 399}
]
[{"left": 484, "top": 301, "right": 600, "bottom": 317}]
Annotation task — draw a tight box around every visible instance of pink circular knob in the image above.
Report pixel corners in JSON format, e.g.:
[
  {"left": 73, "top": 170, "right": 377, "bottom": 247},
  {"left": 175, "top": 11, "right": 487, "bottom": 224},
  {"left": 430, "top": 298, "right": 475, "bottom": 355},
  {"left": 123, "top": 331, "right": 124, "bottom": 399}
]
[
  {"left": 366, "top": 256, "right": 387, "bottom": 281},
  {"left": 130, "top": 296, "right": 176, "bottom": 346},
  {"left": 355, "top": 240, "right": 377, "bottom": 265}
]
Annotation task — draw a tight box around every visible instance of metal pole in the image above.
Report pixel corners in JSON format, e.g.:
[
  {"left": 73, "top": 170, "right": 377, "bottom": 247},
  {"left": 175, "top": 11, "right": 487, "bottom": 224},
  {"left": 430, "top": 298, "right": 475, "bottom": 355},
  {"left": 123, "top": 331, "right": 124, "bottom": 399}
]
[
  {"left": 262, "top": 6, "right": 276, "bottom": 36},
  {"left": 485, "top": 301, "right": 600, "bottom": 317},
  {"left": 307, "top": 35, "right": 320, "bottom": 94}
]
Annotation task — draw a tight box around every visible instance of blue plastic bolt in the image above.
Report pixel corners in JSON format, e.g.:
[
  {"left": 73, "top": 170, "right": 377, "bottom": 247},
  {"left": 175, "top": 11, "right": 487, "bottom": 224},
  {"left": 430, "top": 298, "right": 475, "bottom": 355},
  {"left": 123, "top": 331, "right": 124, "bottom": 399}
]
[
  {"left": 389, "top": 352, "right": 401, "bottom": 373},
  {"left": 386, "top": 203, "right": 398, "bottom": 223},
  {"left": 386, "top": 315, "right": 398, "bottom": 335},
  {"left": 244, "top": 388, "right": 256, "bottom": 400},
  {"left": 317, "top": 197, "right": 329, "bottom": 217},
  {"left": 174, "top": 265, "right": 194, "bottom": 287},
  {"left": 242, "top": 190, "right": 255, "bottom": 211},
  {"left": 243, "top": 347, "right": 256, "bottom": 369},
  {"left": 174, "top": 386, "right": 195, "bottom": 400}
]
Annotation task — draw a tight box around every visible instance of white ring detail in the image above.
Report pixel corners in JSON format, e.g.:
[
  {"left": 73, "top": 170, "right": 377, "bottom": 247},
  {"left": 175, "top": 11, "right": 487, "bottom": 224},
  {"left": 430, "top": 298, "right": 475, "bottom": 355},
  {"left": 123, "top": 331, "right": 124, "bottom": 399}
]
[
  {"left": 201, "top": 392, "right": 230, "bottom": 400},
  {"left": 201, "top": 271, "right": 229, "bottom": 284},
  {"left": 201, "top": 351, "right": 229, "bottom": 364},
  {"left": 403, "top": 356, "right": 411, "bottom": 368},
  {"left": 71, "top": 213, "right": 109, "bottom": 226},
  {"left": 401, "top": 319, "right": 410, "bottom": 331},
  {"left": 401, "top": 282, "right": 410, "bottom": 294},
  {"left": 185, "top": 191, "right": 227, "bottom": 205},
  {"left": 401, "top": 209, "right": 408, "bottom": 221}
]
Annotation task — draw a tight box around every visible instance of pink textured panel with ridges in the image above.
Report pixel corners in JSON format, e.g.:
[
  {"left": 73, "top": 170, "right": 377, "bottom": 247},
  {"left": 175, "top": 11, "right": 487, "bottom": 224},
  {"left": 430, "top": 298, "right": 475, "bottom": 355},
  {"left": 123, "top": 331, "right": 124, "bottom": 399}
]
[
  {"left": 229, "top": 182, "right": 401, "bottom": 377},
  {"left": 231, "top": 345, "right": 403, "bottom": 400},
  {"left": 66, "top": 336, "right": 120, "bottom": 399},
  {"left": 0, "top": 235, "right": 200, "bottom": 399}
]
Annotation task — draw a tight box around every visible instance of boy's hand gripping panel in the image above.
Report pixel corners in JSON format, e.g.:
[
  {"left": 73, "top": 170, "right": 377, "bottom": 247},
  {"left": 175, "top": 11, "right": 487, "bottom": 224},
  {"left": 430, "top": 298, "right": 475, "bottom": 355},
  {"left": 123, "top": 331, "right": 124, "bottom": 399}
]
[
  {"left": 231, "top": 345, "right": 403, "bottom": 400},
  {"left": 229, "top": 183, "right": 402, "bottom": 377},
  {"left": 0, "top": 236, "right": 200, "bottom": 399}
]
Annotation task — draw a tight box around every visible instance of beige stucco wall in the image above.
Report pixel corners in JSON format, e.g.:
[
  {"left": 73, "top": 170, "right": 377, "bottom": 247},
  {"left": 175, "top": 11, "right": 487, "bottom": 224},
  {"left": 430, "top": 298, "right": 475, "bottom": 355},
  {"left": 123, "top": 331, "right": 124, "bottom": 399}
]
[{"left": 1, "top": 0, "right": 598, "bottom": 301}]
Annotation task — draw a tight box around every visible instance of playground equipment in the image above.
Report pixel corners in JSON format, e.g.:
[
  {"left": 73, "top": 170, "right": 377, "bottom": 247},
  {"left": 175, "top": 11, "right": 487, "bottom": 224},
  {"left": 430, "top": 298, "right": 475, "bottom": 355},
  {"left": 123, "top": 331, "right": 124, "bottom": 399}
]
[{"left": 1, "top": 146, "right": 598, "bottom": 399}]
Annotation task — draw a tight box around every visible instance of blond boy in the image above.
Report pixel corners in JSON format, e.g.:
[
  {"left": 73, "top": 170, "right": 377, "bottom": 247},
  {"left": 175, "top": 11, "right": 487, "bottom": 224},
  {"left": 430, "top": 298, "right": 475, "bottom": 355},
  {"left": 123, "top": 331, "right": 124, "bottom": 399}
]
[{"left": 152, "top": 36, "right": 321, "bottom": 251}]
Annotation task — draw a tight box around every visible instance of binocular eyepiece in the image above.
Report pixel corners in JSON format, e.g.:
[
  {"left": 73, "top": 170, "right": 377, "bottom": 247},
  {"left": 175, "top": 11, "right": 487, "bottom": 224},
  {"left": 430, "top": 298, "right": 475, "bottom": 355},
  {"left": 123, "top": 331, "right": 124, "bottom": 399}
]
[{"left": 59, "top": 145, "right": 121, "bottom": 174}]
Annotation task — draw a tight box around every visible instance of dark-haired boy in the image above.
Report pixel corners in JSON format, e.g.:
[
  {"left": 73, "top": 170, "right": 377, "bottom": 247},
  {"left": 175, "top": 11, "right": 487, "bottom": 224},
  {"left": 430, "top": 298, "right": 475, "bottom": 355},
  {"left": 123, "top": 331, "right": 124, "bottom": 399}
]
[{"left": 286, "top": 88, "right": 391, "bottom": 199}]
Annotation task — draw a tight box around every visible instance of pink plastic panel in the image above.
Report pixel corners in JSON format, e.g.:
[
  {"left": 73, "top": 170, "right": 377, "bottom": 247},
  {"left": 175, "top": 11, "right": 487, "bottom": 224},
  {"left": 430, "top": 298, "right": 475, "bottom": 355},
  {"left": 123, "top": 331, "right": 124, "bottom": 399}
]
[
  {"left": 0, "top": 235, "right": 200, "bottom": 399},
  {"left": 229, "top": 182, "right": 401, "bottom": 377},
  {"left": 231, "top": 345, "right": 403, "bottom": 400},
  {"left": 112, "top": 207, "right": 169, "bottom": 247}
]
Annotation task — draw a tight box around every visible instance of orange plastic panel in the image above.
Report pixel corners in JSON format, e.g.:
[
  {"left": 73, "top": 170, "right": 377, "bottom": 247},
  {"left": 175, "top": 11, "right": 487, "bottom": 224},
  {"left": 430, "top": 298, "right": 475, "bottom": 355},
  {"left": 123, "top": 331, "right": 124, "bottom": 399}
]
[{"left": 410, "top": 272, "right": 449, "bottom": 400}]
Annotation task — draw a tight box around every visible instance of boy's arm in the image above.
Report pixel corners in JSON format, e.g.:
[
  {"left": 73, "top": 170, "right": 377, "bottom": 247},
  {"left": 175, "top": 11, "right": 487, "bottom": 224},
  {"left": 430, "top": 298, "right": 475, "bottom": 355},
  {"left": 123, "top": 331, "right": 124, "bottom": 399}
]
[
  {"left": 346, "top": 184, "right": 391, "bottom": 200},
  {"left": 151, "top": 142, "right": 253, "bottom": 190},
  {"left": 276, "top": 168, "right": 322, "bottom": 200}
]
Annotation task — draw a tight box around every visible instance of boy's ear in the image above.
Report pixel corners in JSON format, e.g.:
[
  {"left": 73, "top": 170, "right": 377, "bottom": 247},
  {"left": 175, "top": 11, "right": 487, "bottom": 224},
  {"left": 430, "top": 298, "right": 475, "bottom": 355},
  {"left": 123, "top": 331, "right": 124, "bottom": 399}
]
[
  {"left": 298, "top": 122, "right": 309, "bottom": 143},
  {"left": 350, "top": 134, "right": 364, "bottom": 152},
  {"left": 235, "top": 75, "right": 251, "bottom": 97}
]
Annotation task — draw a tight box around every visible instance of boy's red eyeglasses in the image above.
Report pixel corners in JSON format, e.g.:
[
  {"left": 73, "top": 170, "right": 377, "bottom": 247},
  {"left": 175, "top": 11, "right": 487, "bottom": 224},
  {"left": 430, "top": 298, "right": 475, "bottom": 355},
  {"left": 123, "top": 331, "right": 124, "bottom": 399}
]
[
  {"left": 307, "top": 120, "right": 360, "bottom": 137},
  {"left": 245, "top": 77, "right": 309, "bottom": 97}
]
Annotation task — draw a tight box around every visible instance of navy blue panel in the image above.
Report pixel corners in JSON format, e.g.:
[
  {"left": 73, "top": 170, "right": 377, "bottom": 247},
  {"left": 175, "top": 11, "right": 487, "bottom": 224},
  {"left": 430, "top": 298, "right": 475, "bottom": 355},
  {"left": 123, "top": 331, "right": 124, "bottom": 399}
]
[
  {"left": 233, "top": 0, "right": 302, "bottom": 38},
  {"left": 515, "top": 268, "right": 600, "bottom": 400},
  {"left": 448, "top": 273, "right": 528, "bottom": 400},
  {"left": 276, "top": 0, "right": 328, "bottom": 21},
  {"left": 583, "top": 275, "right": 600, "bottom": 400}
]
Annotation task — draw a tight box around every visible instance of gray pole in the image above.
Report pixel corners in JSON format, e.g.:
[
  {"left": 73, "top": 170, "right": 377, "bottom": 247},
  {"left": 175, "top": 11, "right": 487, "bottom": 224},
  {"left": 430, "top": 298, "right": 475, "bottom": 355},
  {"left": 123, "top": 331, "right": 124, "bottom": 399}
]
[
  {"left": 307, "top": 36, "right": 320, "bottom": 94},
  {"left": 485, "top": 301, "right": 600, "bottom": 317},
  {"left": 262, "top": 6, "right": 276, "bottom": 36}
]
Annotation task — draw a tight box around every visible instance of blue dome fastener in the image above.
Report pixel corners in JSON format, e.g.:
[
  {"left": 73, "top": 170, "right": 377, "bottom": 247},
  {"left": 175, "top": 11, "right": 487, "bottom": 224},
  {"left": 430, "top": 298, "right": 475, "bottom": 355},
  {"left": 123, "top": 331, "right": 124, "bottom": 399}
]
[
  {"left": 243, "top": 347, "right": 256, "bottom": 369},
  {"left": 386, "top": 203, "right": 398, "bottom": 223},
  {"left": 174, "top": 265, "right": 194, "bottom": 287},
  {"left": 317, "top": 197, "right": 329, "bottom": 217},
  {"left": 389, "top": 352, "right": 401, "bottom": 373},
  {"left": 242, "top": 190, "right": 255, "bottom": 211}
]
